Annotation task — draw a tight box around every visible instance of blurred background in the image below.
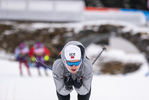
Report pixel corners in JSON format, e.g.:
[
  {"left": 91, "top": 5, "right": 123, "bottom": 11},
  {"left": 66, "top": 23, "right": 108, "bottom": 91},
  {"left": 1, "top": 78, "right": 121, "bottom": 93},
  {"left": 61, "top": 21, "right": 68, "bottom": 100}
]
[
  {"left": 0, "top": 0, "right": 149, "bottom": 100},
  {"left": 0, "top": 0, "right": 149, "bottom": 75}
]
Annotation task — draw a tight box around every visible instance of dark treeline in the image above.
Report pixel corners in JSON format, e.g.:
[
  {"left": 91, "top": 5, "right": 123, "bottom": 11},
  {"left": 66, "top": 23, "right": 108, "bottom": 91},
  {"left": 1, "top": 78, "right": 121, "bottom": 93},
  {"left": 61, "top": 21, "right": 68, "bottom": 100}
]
[{"left": 84, "top": 0, "right": 149, "bottom": 11}]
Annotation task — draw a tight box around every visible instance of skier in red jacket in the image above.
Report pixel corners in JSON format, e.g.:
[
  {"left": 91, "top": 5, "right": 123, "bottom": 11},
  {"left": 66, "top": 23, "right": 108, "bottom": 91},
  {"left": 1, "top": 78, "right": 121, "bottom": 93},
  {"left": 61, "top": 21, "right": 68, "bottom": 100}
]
[{"left": 29, "top": 42, "right": 50, "bottom": 76}]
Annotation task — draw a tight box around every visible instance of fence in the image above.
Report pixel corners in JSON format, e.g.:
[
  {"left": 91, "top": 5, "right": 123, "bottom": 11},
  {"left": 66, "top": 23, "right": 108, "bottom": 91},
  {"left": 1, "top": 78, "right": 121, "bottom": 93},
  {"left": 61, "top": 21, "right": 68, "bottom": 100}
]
[
  {"left": 0, "top": 0, "right": 85, "bottom": 22},
  {"left": 0, "top": 0, "right": 149, "bottom": 26}
]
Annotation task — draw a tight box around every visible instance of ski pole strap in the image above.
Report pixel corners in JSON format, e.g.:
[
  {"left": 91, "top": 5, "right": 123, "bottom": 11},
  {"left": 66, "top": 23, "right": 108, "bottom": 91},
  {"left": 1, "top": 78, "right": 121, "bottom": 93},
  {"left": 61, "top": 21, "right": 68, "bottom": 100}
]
[
  {"left": 35, "top": 58, "right": 52, "bottom": 70},
  {"left": 92, "top": 47, "right": 106, "bottom": 65}
]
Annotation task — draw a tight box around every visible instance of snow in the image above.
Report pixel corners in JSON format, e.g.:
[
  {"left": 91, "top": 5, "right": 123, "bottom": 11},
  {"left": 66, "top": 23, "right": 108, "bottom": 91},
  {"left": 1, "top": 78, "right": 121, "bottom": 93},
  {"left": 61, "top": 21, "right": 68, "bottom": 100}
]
[
  {"left": 0, "top": 20, "right": 149, "bottom": 100},
  {"left": 29, "top": 20, "right": 149, "bottom": 35},
  {"left": 109, "top": 37, "right": 140, "bottom": 53},
  {"left": 0, "top": 59, "right": 56, "bottom": 100},
  {"left": 0, "top": 45, "right": 149, "bottom": 100},
  {"left": 1, "top": 0, "right": 149, "bottom": 99},
  {"left": 0, "top": 9, "right": 149, "bottom": 99},
  {"left": 0, "top": 19, "right": 149, "bottom": 100}
]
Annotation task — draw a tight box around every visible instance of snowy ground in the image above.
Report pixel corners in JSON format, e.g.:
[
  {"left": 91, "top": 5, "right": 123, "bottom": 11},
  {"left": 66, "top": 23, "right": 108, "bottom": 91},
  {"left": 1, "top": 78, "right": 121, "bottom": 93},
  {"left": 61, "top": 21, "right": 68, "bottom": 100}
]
[
  {"left": 0, "top": 46, "right": 149, "bottom": 100},
  {"left": 0, "top": 19, "right": 149, "bottom": 100}
]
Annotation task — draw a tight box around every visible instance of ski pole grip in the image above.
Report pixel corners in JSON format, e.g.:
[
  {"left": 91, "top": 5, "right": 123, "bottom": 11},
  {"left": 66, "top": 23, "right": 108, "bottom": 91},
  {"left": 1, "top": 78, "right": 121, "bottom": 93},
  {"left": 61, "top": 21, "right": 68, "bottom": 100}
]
[
  {"left": 103, "top": 47, "right": 106, "bottom": 51},
  {"left": 35, "top": 58, "right": 39, "bottom": 62}
]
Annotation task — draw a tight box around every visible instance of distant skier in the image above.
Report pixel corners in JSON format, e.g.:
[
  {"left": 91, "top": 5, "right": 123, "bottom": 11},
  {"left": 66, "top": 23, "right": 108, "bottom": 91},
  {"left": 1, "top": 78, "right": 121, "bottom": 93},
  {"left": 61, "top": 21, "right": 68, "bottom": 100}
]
[
  {"left": 15, "top": 43, "right": 31, "bottom": 76},
  {"left": 29, "top": 42, "right": 50, "bottom": 76},
  {"left": 52, "top": 41, "right": 93, "bottom": 100}
]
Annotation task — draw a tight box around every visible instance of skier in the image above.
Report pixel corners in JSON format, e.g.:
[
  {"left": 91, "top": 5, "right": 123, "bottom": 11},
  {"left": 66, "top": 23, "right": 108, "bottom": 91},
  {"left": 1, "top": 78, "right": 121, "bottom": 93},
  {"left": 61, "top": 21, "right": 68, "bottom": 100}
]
[
  {"left": 29, "top": 42, "right": 50, "bottom": 76},
  {"left": 15, "top": 43, "right": 31, "bottom": 76},
  {"left": 52, "top": 41, "right": 93, "bottom": 100}
]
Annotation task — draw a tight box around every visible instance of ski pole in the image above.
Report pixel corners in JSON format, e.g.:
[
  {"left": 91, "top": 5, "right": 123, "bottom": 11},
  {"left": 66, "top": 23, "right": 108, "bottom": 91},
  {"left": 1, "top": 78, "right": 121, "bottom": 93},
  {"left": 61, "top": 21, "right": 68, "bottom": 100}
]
[
  {"left": 35, "top": 47, "right": 106, "bottom": 69},
  {"left": 35, "top": 58, "right": 52, "bottom": 70},
  {"left": 92, "top": 47, "right": 106, "bottom": 65}
]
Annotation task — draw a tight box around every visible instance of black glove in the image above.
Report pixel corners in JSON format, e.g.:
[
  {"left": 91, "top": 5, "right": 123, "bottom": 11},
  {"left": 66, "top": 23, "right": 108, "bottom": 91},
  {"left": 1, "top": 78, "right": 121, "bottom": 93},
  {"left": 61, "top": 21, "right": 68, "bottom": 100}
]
[
  {"left": 64, "top": 76, "right": 73, "bottom": 90},
  {"left": 73, "top": 76, "right": 83, "bottom": 89}
]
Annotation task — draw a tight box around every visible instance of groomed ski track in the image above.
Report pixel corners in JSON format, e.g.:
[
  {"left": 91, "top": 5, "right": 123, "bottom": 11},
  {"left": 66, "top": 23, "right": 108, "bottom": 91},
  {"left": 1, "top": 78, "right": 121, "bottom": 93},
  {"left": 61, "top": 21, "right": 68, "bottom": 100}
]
[{"left": 0, "top": 58, "right": 149, "bottom": 100}]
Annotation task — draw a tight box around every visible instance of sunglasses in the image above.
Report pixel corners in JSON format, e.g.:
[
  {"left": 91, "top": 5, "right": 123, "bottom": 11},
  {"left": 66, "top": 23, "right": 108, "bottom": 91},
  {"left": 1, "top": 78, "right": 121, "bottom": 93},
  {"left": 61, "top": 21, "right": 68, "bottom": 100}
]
[{"left": 65, "top": 59, "right": 81, "bottom": 66}]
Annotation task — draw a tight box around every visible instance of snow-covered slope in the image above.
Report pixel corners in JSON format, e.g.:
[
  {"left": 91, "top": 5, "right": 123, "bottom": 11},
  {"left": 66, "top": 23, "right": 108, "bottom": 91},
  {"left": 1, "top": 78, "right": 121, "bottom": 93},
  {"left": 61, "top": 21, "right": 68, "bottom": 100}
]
[{"left": 0, "top": 48, "right": 149, "bottom": 100}]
